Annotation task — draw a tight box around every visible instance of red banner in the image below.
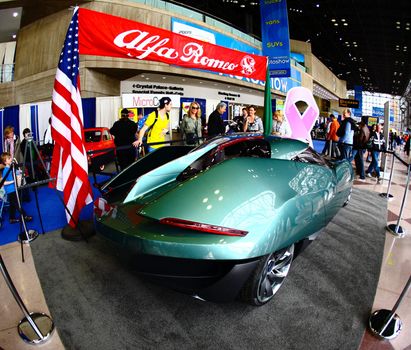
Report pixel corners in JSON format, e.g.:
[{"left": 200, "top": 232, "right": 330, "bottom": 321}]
[{"left": 78, "top": 8, "right": 267, "bottom": 80}]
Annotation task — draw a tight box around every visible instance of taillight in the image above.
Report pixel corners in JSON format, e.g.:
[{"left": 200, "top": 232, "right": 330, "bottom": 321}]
[{"left": 160, "top": 217, "right": 248, "bottom": 237}]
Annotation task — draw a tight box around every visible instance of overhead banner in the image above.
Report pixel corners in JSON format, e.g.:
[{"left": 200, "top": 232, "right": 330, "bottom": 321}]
[
  {"left": 78, "top": 8, "right": 267, "bottom": 81},
  {"left": 260, "top": 0, "right": 291, "bottom": 78}
]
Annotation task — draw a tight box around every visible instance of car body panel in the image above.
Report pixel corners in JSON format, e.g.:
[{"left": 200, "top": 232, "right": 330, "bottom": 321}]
[{"left": 94, "top": 134, "right": 353, "bottom": 300}]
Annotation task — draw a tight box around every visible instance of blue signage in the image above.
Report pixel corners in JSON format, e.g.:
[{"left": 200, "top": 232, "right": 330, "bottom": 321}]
[
  {"left": 372, "top": 107, "right": 384, "bottom": 118},
  {"left": 353, "top": 85, "right": 363, "bottom": 117},
  {"left": 260, "top": 0, "right": 291, "bottom": 78}
]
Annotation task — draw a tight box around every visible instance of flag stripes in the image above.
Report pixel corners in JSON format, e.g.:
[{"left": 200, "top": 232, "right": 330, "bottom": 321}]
[{"left": 49, "top": 7, "right": 92, "bottom": 227}]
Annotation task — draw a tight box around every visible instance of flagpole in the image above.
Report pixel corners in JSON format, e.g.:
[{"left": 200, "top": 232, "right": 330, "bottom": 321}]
[{"left": 263, "top": 59, "right": 273, "bottom": 137}]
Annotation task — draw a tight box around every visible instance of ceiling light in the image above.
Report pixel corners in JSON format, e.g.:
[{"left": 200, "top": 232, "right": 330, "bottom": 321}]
[
  {"left": 182, "top": 78, "right": 186, "bottom": 81},
  {"left": 316, "top": 4, "right": 320, "bottom": 7},
  {"left": 343, "top": 23, "right": 348, "bottom": 26},
  {"left": 331, "top": 19, "right": 336, "bottom": 22},
  {"left": 13, "top": 12, "right": 18, "bottom": 17},
  {"left": 396, "top": 26, "right": 401, "bottom": 29},
  {"left": 396, "top": 21, "right": 401, "bottom": 25},
  {"left": 140, "top": 74, "right": 145, "bottom": 78},
  {"left": 162, "top": 76, "right": 166, "bottom": 79},
  {"left": 240, "top": 4, "right": 245, "bottom": 7},
  {"left": 12, "top": 34, "right": 16, "bottom": 39},
  {"left": 334, "top": 23, "right": 338, "bottom": 26},
  {"left": 341, "top": 19, "right": 346, "bottom": 22},
  {"left": 145, "top": 77, "right": 150, "bottom": 80}
]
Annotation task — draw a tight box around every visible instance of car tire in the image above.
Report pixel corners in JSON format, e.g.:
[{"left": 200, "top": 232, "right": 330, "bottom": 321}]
[{"left": 240, "top": 244, "right": 294, "bottom": 306}]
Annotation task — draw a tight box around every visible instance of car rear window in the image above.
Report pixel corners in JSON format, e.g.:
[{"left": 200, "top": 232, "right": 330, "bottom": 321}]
[{"left": 177, "top": 139, "right": 271, "bottom": 181}]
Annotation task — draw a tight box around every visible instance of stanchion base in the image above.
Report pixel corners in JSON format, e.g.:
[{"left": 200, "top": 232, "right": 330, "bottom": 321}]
[
  {"left": 369, "top": 309, "right": 402, "bottom": 340},
  {"left": 61, "top": 220, "right": 95, "bottom": 241},
  {"left": 379, "top": 193, "right": 394, "bottom": 201},
  {"left": 18, "top": 312, "right": 54, "bottom": 344},
  {"left": 387, "top": 224, "right": 405, "bottom": 237},
  {"left": 18, "top": 230, "right": 39, "bottom": 244}
]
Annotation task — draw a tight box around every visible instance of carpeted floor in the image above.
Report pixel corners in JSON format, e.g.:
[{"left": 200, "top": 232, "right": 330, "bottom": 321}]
[{"left": 31, "top": 187, "right": 386, "bottom": 350}]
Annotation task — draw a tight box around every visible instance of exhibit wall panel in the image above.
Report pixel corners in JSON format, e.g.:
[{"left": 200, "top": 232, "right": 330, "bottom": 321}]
[
  {"left": 96, "top": 96, "right": 122, "bottom": 128},
  {"left": 311, "top": 55, "right": 347, "bottom": 98}
]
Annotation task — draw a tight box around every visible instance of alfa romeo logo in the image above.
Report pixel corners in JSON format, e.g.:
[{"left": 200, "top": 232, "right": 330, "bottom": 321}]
[{"left": 240, "top": 55, "right": 256, "bottom": 75}]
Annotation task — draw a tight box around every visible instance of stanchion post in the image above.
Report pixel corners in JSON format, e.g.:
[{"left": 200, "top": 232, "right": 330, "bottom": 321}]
[
  {"left": 0, "top": 254, "right": 54, "bottom": 344},
  {"left": 380, "top": 152, "right": 395, "bottom": 200},
  {"left": 369, "top": 275, "right": 411, "bottom": 339},
  {"left": 387, "top": 164, "right": 410, "bottom": 237},
  {"left": 328, "top": 140, "right": 332, "bottom": 157}
]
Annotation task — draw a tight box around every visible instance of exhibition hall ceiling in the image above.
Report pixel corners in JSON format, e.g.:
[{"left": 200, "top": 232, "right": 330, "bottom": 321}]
[{"left": 0, "top": 0, "right": 409, "bottom": 97}]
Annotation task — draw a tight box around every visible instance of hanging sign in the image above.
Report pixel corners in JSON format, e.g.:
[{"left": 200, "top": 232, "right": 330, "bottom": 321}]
[
  {"left": 78, "top": 8, "right": 267, "bottom": 81},
  {"left": 260, "top": 0, "right": 291, "bottom": 77}
]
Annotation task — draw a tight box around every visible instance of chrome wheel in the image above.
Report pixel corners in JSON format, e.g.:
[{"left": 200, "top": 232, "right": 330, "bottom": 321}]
[{"left": 256, "top": 244, "right": 294, "bottom": 304}]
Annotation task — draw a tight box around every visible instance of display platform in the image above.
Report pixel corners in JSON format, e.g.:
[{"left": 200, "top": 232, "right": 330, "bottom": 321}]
[{"left": 29, "top": 187, "right": 386, "bottom": 349}]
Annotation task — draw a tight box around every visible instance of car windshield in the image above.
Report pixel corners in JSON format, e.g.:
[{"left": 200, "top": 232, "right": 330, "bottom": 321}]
[{"left": 177, "top": 139, "right": 271, "bottom": 181}]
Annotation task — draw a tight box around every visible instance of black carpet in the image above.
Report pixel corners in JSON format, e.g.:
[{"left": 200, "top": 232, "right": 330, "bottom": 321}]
[{"left": 31, "top": 188, "right": 386, "bottom": 350}]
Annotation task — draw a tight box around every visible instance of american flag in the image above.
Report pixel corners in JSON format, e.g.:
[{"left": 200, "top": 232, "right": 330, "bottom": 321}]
[{"left": 50, "top": 7, "right": 92, "bottom": 227}]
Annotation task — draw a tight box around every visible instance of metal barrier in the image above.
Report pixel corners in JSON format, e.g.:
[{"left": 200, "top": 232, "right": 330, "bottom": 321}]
[
  {"left": 0, "top": 254, "right": 54, "bottom": 344},
  {"left": 379, "top": 152, "right": 395, "bottom": 200},
  {"left": 369, "top": 275, "right": 411, "bottom": 339},
  {"left": 386, "top": 160, "right": 410, "bottom": 238}
]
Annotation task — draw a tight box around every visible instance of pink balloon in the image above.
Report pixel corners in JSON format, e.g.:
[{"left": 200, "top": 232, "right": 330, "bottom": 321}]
[{"left": 284, "top": 87, "right": 319, "bottom": 146}]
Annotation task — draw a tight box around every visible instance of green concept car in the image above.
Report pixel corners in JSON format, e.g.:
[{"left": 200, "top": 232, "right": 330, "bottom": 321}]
[{"left": 94, "top": 134, "right": 353, "bottom": 306}]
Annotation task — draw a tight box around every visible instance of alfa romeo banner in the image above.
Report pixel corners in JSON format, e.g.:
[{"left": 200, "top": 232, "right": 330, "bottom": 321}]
[{"left": 78, "top": 8, "right": 267, "bottom": 81}]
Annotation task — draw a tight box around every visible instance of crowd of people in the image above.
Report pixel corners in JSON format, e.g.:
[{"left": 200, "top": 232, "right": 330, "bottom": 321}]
[
  {"left": 108, "top": 99, "right": 295, "bottom": 171},
  {"left": 320, "top": 109, "right": 410, "bottom": 184}
]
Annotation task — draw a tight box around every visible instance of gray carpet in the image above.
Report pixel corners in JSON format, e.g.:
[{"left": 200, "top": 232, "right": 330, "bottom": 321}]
[{"left": 31, "top": 188, "right": 386, "bottom": 350}]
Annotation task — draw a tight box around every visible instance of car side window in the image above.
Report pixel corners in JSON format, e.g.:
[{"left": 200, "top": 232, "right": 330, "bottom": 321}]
[
  {"left": 223, "top": 139, "right": 271, "bottom": 159},
  {"left": 102, "top": 130, "right": 109, "bottom": 141},
  {"left": 292, "top": 147, "right": 329, "bottom": 166}
]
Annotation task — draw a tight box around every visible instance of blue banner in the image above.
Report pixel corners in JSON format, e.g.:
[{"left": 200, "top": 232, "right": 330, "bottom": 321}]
[
  {"left": 353, "top": 85, "right": 363, "bottom": 117},
  {"left": 260, "top": 0, "right": 291, "bottom": 78}
]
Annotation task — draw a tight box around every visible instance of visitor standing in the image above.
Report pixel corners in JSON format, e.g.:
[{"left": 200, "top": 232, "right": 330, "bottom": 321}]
[
  {"left": 180, "top": 101, "right": 202, "bottom": 145},
  {"left": 366, "top": 124, "right": 385, "bottom": 184},
  {"left": 337, "top": 108, "right": 357, "bottom": 160},
  {"left": 134, "top": 97, "right": 172, "bottom": 153},
  {"left": 207, "top": 102, "right": 227, "bottom": 139},
  {"left": 110, "top": 108, "right": 138, "bottom": 170}
]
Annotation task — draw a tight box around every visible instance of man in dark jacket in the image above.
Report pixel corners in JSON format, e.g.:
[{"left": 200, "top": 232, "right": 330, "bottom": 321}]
[
  {"left": 110, "top": 108, "right": 138, "bottom": 170},
  {"left": 352, "top": 117, "right": 370, "bottom": 180},
  {"left": 207, "top": 102, "right": 227, "bottom": 139}
]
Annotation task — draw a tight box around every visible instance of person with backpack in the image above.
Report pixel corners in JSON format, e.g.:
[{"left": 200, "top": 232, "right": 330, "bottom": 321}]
[{"left": 134, "top": 97, "right": 172, "bottom": 153}]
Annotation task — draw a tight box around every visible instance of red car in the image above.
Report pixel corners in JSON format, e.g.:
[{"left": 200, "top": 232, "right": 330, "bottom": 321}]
[{"left": 83, "top": 127, "right": 116, "bottom": 171}]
